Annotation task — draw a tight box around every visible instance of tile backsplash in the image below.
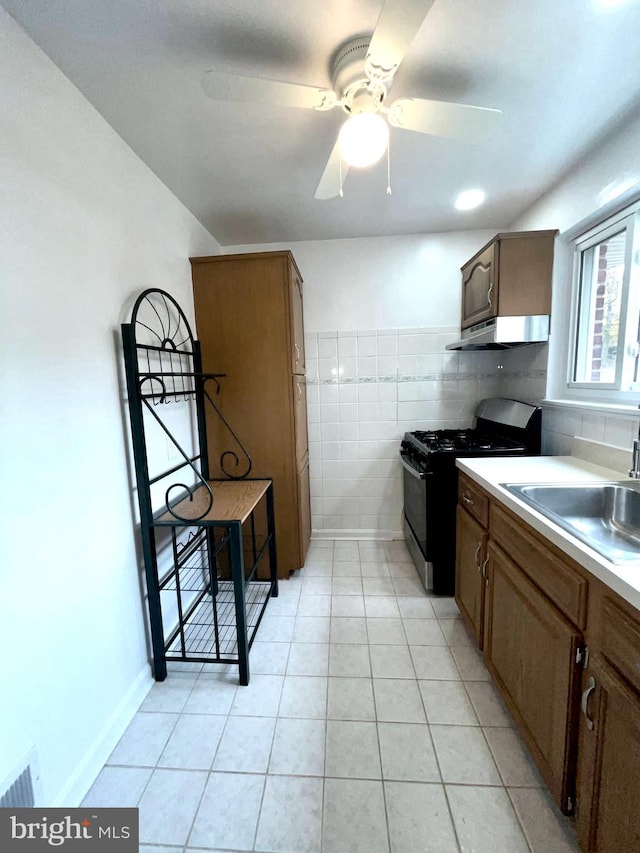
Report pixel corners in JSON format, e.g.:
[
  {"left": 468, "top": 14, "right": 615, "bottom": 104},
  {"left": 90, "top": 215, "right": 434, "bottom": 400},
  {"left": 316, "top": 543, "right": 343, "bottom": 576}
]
[
  {"left": 305, "top": 327, "right": 546, "bottom": 537},
  {"left": 542, "top": 403, "right": 638, "bottom": 456}
]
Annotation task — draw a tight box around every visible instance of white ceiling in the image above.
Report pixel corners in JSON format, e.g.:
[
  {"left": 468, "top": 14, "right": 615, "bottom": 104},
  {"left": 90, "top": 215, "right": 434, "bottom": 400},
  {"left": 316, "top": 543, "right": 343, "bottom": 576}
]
[{"left": 4, "top": 0, "right": 640, "bottom": 245}]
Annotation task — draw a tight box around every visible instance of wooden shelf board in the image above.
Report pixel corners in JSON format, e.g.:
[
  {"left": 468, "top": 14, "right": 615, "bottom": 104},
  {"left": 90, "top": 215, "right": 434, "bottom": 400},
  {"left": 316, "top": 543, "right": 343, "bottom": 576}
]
[{"left": 156, "top": 479, "right": 271, "bottom": 525}]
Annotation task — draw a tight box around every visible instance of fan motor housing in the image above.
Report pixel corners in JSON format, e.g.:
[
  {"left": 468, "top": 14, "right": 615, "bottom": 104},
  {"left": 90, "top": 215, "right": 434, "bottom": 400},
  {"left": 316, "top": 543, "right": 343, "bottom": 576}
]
[{"left": 332, "top": 37, "right": 372, "bottom": 100}]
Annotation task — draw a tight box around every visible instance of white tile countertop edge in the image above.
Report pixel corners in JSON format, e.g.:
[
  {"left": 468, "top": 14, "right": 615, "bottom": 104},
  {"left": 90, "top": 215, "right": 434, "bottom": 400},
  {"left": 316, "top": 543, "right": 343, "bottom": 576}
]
[{"left": 456, "top": 453, "right": 640, "bottom": 612}]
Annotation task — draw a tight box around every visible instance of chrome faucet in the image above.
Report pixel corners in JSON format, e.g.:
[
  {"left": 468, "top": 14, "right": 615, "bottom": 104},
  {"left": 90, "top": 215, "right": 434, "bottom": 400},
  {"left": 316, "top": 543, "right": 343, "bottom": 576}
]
[{"left": 630, "top": 405, "right": 640, "bottom": 478}]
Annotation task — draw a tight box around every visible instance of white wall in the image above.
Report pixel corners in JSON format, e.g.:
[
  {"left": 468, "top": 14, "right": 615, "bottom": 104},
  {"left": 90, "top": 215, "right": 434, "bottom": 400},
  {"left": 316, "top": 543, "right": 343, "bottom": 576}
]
[
  {"left": 0, "top": 8, "right": 220, "bottom": 806},
  {"left": 509, "top": 110, "right": 640, "bottom": 453}
]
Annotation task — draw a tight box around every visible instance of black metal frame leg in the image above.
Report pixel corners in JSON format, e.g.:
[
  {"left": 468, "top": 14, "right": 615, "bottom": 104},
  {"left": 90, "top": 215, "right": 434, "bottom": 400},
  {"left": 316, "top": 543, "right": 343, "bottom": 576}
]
[
  {"left": 230, "top": 521, "right": 250, "bottom": 685},
  {"left": 266, "top": 480, "right": 279, "bottom": 598}
]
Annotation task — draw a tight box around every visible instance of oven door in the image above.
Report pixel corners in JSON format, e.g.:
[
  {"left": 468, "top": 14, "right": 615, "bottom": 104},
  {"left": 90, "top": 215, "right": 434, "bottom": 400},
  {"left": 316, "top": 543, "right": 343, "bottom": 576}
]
[{"left": 400, "top": 449, "right": 432, "bottom": 558}]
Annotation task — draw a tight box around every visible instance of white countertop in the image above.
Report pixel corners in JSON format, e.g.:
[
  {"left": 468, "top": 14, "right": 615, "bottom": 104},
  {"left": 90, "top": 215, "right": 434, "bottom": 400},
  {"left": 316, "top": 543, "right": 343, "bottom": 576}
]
[{"left": 456, "top": 454, "right": 640, "bottom": 612}]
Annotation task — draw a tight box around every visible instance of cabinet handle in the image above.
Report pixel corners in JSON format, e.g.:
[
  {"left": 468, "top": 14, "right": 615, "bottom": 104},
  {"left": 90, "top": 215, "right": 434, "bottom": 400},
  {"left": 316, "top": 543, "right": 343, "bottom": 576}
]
[
  {"left": 481, "top": 555, "right": 490, "bottom": 584},
  {"left": 462, "top": 493, "right": 474, "bottom": 506},
  {"left": 473, "top": 543, "right": 482, "bottom": 570},
  {"left": 487, "top": 281, "right": 494, "bottom": 307},
  {"left": 297, "top": 383, "right": 302, "bottom": 400},
  {"left": 295, "top": 343, "right": 300, "bottom": 362},
  {"left": 581, "top": 676, "right": 596, "bottom": 731}
]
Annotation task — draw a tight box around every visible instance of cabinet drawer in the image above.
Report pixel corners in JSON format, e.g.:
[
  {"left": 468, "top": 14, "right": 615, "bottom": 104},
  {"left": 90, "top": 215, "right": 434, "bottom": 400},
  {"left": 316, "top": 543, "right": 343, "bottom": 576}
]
[
  {"left": 600, "top": 597, "right": 640, "bottom": 694},
  {"left": 491, "top": 503, "right": 588, "bottom": 629},
  {"left": 458, "top": 474, "right": 489, "bottom": 527}
]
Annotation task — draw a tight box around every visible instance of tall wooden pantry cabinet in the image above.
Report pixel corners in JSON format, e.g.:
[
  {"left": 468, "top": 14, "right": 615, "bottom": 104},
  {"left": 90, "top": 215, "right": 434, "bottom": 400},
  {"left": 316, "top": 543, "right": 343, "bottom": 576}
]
[{"left": 190, "top": 251, "right": 311, "bottom": 578}]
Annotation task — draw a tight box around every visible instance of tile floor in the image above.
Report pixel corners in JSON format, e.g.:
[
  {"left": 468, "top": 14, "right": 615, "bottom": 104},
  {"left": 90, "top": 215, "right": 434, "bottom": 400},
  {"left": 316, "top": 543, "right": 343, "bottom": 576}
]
[{"left": 83, "top": 539, "right": 580, "bottom": 853}]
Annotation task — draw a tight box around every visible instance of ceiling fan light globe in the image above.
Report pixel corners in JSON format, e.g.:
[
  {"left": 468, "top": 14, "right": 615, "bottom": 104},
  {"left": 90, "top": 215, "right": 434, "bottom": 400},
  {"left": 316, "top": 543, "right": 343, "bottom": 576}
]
[{"left": 338, "top": 113, "right": 389, "bottom": 168}]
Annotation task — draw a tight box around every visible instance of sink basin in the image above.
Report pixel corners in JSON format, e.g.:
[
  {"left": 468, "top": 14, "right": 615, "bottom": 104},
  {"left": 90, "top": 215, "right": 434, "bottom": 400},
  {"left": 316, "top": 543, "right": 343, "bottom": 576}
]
[{"left": 502, "top": 481, "right": 640, "bottom": 564}]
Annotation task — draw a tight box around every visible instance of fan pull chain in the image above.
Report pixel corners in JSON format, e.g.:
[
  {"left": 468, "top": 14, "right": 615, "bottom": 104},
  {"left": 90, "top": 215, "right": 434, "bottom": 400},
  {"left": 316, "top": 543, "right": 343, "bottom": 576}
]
[
  {"left": 386, "top": 135, "right": 392, "bottom": 196},
  {"left": 339, "top": 153, "right": 344, "bottom": 198}
]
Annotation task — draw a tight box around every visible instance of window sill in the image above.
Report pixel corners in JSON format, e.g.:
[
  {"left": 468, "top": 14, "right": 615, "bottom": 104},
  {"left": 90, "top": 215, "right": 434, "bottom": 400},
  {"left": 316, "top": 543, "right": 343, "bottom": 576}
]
[{"left": 543, "top": 398, "right": 640, "bottom": 419}]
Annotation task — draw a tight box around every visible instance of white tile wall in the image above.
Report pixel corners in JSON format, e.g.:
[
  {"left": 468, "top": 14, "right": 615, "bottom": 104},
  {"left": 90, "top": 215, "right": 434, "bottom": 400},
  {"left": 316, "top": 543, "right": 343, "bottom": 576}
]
[
  {"left": 495, "top": 343, "right": 548, "bottom": 405},
  {"left": 305, "top": 327, "right": 542, "bottom": 537},
  {"left": 542, "top": 404, "right": 637, "bottom": 456}
]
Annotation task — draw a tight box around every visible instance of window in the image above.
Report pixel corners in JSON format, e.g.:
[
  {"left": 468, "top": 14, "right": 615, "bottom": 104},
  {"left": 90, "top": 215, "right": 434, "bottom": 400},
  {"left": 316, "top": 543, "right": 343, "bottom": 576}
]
[{"left": 569, "top": 200, "right": 640, "bottom": 395}]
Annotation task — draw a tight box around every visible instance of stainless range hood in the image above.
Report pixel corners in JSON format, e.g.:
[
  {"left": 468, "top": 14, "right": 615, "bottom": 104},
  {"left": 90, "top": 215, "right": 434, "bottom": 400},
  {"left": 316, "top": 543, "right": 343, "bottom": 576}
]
[{"left": 445, "top": 315, "right": 550, "bottom": 351}]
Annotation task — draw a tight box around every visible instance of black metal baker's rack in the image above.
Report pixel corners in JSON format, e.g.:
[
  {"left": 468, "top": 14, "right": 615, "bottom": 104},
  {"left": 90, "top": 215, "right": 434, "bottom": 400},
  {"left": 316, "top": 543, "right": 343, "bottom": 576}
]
[{"left": 121, "top": 288, "right": 278, "bottom": 685}]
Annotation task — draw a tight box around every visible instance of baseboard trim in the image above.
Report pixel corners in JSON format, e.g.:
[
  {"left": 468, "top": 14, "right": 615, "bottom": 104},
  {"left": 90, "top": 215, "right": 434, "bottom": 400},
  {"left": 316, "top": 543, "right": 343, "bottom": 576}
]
[
  {"left": 311, "top": 529, "right": 404, "bottom": 541},
  {"left": 52, "top": 665, "right": 153, "bottom": 807}
]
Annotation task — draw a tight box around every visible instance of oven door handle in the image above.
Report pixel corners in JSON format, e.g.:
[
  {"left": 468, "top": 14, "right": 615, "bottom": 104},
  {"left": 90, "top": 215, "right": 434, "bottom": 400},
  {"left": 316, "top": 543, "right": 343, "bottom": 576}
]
[{"left": 400, "top": 455, "right": 432, "bottom": 481}]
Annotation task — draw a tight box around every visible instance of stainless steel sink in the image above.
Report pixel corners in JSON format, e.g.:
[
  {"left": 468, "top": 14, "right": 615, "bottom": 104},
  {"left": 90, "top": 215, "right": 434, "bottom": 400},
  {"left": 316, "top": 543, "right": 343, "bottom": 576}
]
[{"left": 502, "top": 481, "right": 640, "bottom": 564}]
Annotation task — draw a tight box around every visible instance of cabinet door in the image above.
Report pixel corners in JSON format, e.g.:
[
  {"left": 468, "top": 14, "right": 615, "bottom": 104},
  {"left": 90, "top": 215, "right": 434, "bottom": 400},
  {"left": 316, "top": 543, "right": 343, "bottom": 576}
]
[
  {"left": 461, "top": 243, "right": 497, "bottom": 329},
  {"left": 298, "top": 461, "right": 311, "bottom": 561},
  {"left": 291, "top": 270, "right": 306, "bottom": 374},
  {"left": 485, "top": 542, "right": 582, "bottom": 812},
  {"left": 454, "top": 506, "right": 486, "bottom": 648},
  {"left": 293, "top": 375, "right": 309, "bottom": 468},
  {"left": 575, "top": 657, "right": 640, "bottom": 852}
]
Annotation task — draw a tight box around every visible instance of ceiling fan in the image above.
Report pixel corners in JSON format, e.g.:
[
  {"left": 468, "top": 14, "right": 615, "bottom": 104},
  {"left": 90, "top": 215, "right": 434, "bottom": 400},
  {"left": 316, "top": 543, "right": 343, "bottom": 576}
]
[{"left": 201, "top": 0, "right": 501, "bottom": 199}]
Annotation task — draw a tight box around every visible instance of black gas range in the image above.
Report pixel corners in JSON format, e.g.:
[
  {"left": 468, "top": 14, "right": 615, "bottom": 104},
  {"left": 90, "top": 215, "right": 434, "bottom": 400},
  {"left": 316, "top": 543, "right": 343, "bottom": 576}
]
[{"left": 400, "top": 398, "right": 542, "bottom": 594}]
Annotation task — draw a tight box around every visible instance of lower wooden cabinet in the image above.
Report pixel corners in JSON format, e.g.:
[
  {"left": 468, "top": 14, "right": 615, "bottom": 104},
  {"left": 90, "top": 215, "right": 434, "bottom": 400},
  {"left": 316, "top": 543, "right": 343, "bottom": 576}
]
[
  {"left": 484, "top": 541, "right": 582, "bottom": 812},
  {"left": 455, "top": 473, "right": 640, "bottom": 847},
  {"left": 576, "top": 592, "right": 640, "bottom": 852},
  {"left": 454, "top": 505, "right": 487, "bottom": 648},
  {"left": 575, "top": 656, "right": 640, "bottom": 852}
]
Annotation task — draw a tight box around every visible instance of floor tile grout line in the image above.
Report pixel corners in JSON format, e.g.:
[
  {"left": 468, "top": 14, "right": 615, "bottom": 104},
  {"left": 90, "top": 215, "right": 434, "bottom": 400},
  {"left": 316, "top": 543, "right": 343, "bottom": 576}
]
[
  {"left": 480, "top": 720, "right": 516, "bottom": 788},
  {"left": 319, "top": 728, "right": 327, "bottom": 853},
  {"left": 404, "top": 585, "right": 461, "bottom": 852},
  {"left": 249, "top": 720, "right": 279, "bottom": 852},
  {"left": 104, "top": 761, "right": 558, "bottom": 787},
  {"left": 182, "top": 765, "right": 219, "bottom": 851},
  {"left": 504, "top": 787, "right": 545, "bottom": 853},
  {"left": 480, "top": 731, "right": 538, "bottom": 853}
]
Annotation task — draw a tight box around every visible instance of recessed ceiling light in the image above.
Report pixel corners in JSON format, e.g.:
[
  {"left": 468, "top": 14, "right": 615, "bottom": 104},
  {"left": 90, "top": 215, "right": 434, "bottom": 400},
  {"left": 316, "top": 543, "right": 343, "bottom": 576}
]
[{"left": 455, "top": 189, "right": 486, "bottom": 211}]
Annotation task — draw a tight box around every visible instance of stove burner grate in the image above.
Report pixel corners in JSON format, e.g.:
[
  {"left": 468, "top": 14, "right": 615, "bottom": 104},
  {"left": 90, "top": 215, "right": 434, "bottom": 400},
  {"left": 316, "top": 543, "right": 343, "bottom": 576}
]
[{"left": 404, "top": 428, "right": 524, "bottom": 455}]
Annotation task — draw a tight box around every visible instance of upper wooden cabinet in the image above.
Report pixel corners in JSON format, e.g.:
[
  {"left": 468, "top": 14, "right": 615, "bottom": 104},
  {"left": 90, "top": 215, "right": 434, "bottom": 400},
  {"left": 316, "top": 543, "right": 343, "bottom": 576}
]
[
  {"left": 291, "top": 271, "right": 306, "bottom": 374},
  {"left": 460, "top": 230, "right": 557, "bottom": 330},
  {"left": 190, "top": 250, "right": 310, "bottom": 578}
]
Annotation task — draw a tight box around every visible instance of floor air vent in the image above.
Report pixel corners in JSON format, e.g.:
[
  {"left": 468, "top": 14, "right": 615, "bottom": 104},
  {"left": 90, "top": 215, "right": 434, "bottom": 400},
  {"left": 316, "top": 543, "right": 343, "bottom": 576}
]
[{"left": 1, "top": 753, "right": 37, "bottom": 808}]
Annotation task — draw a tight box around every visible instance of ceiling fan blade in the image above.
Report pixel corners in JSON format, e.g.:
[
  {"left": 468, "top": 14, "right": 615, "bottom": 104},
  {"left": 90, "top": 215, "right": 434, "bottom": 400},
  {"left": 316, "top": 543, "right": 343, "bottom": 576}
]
[
  {"left": 314, "top": 139, "right": 349, "bottom": 200},
  {"left": 388, "top": 97, "right": 502, "bottom": 141},
  {"left": 367, "top": 0, "right": 434, "bottom": 82},
  {"left": 202, "top": 70, "right": 338, "bottom": 111}
]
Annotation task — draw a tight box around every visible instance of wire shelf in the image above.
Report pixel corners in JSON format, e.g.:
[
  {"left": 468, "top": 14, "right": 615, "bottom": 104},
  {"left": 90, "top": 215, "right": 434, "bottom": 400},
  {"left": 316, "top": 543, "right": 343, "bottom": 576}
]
[{"left": 165, "top": 580, "right": 271, "bottom": 659}]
